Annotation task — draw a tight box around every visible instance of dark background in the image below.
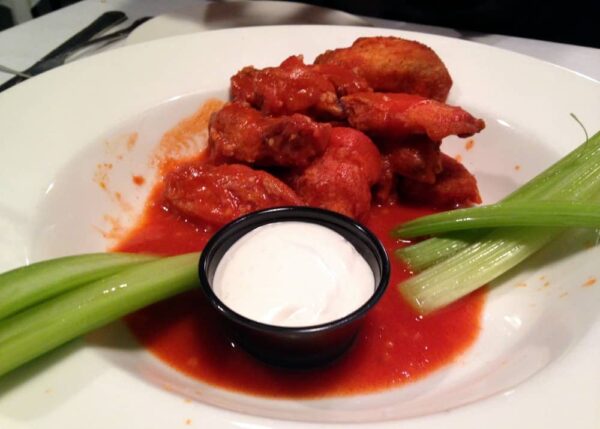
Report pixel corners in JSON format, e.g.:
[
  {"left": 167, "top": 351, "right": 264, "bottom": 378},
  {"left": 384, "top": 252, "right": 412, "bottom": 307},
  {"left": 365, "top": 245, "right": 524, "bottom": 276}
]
[
  {"left": 294, "top": 0, "right": 599, "bottom": 48},
  {"left": 1, "top": 0, "right": 599, "bottom": 48}
]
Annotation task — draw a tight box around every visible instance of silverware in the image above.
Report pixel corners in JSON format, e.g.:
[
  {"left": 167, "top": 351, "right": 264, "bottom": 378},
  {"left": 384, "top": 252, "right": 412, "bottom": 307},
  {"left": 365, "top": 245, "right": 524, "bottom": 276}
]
[
  {"left": 13, "top": 16, "right": 154, "bottom": 80},
  {"left": 0, "top": 11, "right": 127, "bottom": 93},
  {"left": 53, "top": 16, "right": 153, "bottom": 60},
  {"left": 0, "top": 64, "right": 31, "bottom": 78}
]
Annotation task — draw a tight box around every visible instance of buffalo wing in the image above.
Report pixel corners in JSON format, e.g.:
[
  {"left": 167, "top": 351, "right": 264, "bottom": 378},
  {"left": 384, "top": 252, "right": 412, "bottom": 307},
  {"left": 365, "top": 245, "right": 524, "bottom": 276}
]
[
  {"left": 315, "top": 36, "right": 452, "bottom": 101},
  {"left": 398, "top": 154, "right": 481, "bottom": 208},
  {"left": 164, "top": 163, "right": 302, "bottom": 225},
  {"left": 342, "top": 92, "right": 485, "bottom": 141},
  {"left": 379, "top": 137, "right": 442, "bottom": 184},
  {"left": 209, "top": 102, "right": 331, "bottom": 168},
  {"left": 231, "top": 55, "right": 370, "bottom": 118},
  {"left": 294, "top": 127, "right": 382, "bottom": 220}
]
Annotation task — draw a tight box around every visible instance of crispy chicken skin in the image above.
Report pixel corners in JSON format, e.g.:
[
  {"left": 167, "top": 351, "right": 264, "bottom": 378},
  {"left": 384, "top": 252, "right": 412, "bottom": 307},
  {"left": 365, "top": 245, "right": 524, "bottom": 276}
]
[
  {"left": 342, "top": 92, "right": 485, "bottom": 141},
  {"left": 294, "top": 127, "right": 382, "bottom": 220},
  {"left": 398, "top": 154, "right": 481, "bottom": 208},
  {"left": 208, "top": 102, "right": 331, "bottom": 168},
  {"left": 164, "top": 163, "right": 302, "bottom": 225},
  {"left": 315, "top": 36, "right": 453, "bottom": 101},
  {"left": 230, "top": 55, "right": 371, "bottom": 118}
]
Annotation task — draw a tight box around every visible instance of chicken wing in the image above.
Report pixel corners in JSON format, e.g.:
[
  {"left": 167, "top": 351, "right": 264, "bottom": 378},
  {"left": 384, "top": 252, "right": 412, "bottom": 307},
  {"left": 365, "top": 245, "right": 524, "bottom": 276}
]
[
  {"left": 164, "top": 162, "right": 303, "bottom": 225},
  {"left": 373, "top": 137, "right": 442, "bottom": 204},
  {"left": 397, "top": 154, "right": 481, "bottom": 208},
  {"left": 209, "top": 102, "right": 331, "bottom": 168},
  {"left": 294, "top": 127, "right": 382, "bottom": 220},
  {"left": 342, "top": 92, "right": 485, "bottom": 141},
  {"left": 380, "top": 137, "right": 442, "bottom": 184},
  {"left": 315, "top": 36, "right": 452, "bottom": 101},
  {"left": 230, "top": 55, "right": 371, "bottom": 119}
]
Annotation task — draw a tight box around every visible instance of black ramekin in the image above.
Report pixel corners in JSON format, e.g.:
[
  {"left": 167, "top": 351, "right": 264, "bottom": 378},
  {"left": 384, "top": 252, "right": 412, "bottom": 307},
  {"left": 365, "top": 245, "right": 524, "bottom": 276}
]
[{"left": 198, "top": 206, "right": 390, "bottom": 368}]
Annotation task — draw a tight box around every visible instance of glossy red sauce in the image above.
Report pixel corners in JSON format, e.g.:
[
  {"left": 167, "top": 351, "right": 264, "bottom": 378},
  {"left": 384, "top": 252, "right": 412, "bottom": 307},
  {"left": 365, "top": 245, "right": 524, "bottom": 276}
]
[{"left": 116, "top": 185, "right": 485, "bottom": 398}]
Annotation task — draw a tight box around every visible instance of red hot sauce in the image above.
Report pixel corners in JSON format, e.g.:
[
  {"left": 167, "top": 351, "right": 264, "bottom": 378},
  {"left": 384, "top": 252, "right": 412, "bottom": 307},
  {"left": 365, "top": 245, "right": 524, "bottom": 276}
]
[{"left": 116, "top": 191, "right": 484, "bottom": 398}]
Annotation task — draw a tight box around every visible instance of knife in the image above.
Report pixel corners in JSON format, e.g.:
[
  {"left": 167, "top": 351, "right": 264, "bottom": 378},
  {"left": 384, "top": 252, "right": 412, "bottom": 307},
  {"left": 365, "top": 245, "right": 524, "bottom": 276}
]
[
  {"left": 0, "top": 11, "right": 127, "bottom": 93},
  {"left": 48, "top": 16, "right": 153, "bottom": 62}
]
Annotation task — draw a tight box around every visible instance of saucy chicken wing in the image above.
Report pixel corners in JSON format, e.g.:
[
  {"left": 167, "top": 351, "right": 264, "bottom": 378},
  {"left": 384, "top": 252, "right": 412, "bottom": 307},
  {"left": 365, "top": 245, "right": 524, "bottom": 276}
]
[
  {"left": 315, "top": 36, "right": 452, "bottom": 101},
  {"left": 231, "top": 55, "right": 371, "bottom": 119},
  {"left": 164, "top": 163, "right": 303, "bottom": 225},
  {"left": 373, "top": 137, "right": 442, "bottom": 203},
  {"left": 209, "top": 102, "right": 331, "bottom": 168},
  {"left": 397, "top": 154, "right": 481, "bottom": 208},
  {"left": 342, "top": 92, "right": 485, "bottom": 141},
  {"left": 380, "top": 137, "right": 442, "bottom": 184},
  {"left": 294, "top": 127, "right": 382, "bottom": 220}
]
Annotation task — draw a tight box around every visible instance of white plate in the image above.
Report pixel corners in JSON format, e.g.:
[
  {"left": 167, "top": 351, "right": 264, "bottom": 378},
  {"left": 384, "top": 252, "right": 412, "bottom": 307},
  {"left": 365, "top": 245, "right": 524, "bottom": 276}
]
[
  {"left": 126, "top": 0, "right": 369, "bottom": 45},
  {"left": 0, "top": 26, "right": 599, "bottom": 429}
]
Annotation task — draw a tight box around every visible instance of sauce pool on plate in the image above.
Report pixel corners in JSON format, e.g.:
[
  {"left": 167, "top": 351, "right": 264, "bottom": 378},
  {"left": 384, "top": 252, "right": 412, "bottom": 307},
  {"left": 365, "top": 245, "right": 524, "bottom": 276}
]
[{"left": 116, "top": 195, "right": 485, "bottom": 398}]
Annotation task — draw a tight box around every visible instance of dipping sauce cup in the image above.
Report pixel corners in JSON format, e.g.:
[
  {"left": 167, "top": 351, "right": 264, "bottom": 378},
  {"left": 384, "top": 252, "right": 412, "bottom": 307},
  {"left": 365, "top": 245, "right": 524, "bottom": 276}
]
[{"left": 199, "top": 207, "right": 390, "bottom": 368}]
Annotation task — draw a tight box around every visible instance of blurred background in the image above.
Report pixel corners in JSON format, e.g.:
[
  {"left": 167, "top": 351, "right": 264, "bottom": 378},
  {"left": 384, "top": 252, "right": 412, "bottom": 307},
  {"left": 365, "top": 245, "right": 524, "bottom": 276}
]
[
  {"left": 1, "top": 0, "right": 598, "bottom": 48},
  {"left": 299, "top": 0, "right": 599, "bottom": 48}
]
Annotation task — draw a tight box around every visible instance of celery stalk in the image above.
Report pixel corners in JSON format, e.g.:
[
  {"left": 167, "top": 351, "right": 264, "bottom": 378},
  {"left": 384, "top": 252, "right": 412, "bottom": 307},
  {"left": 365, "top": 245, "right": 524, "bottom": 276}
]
[
  {"left": 0, "top": 252, "right": 200, "bottom": 377},
  {"left": 400, "top": 227, "right": 554, "bottom": 313},
  {"left": 397, "top": 130, "right": 600, "bottom": 270},
  {"left": 0, "top": 253, "right": 157, "bottom": 320},
  {"left": 399, "top": 132, "right": 600, "bottom": 313},
  {"left": 394, "top": 201, "right": 600, "bottom": 238},
  {"left": 394, "top": 230, "right": 480, "bottom": 272}
]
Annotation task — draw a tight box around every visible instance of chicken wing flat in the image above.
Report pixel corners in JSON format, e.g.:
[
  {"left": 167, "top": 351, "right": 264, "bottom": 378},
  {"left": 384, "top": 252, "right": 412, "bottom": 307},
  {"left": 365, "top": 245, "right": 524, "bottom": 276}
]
[
  {"left": 342, "top": 92, "right": 485, "bottom": 141},
  {"left": 315, "top": 36, "right": 452, "bottom": 101},
  {"left": 397, "top": 154, "right": 481, "bottom": 208},
  {"left": 164, "top": 163, "right": 302, "bottom": 225},
  {"left": 209, "top": 102, "right": 331, "bottom": 168},
  {"left": 294, "top": 127, "right": 382, "bottom": 220},
  {"left": 230, "top": 55, "right": 371, "bottom": 119}
]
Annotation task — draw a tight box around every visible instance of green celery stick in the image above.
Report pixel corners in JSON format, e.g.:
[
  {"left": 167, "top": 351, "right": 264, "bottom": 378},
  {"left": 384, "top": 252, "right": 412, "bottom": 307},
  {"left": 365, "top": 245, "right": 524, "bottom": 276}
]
[{"left": 0, "top": 252, "right": 200, "bottom": 377}]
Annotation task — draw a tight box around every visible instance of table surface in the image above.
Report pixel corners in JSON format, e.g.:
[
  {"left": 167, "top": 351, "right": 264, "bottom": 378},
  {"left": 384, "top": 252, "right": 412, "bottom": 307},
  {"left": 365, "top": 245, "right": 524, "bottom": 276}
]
[{"left": 0, "top": 0, "right": 599, "bottom": 85}]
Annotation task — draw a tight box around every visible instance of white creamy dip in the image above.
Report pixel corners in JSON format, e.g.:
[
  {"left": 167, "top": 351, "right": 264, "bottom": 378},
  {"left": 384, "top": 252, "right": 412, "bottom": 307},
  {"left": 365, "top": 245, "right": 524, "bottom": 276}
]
[{"left": 213, "top": 221, "right": 375, "bottom": 327}]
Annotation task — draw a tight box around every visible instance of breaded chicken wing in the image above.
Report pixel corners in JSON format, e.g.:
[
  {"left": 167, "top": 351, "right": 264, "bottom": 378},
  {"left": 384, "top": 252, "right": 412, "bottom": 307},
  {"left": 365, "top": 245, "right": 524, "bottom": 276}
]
[
  {"left": 342, "top": 92, "right": 485, "bottom": 141},
  {"left": 209, "top": 102, "right": 331, "bottom": 168},
  {"left": 398, "top": 154, "right": 481, "bottom": 208},
  {"left": 164, "top": 163, "right": 302, "bottom": 225},
  {"left": 294, "top": 127, "right": 382, "bottom": 220},
  {"left": 231, "top": 55, "right": 371, "bottom": 119},
  {"left": 315, "top": 36, "right": 452, "bottom": 101}
]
